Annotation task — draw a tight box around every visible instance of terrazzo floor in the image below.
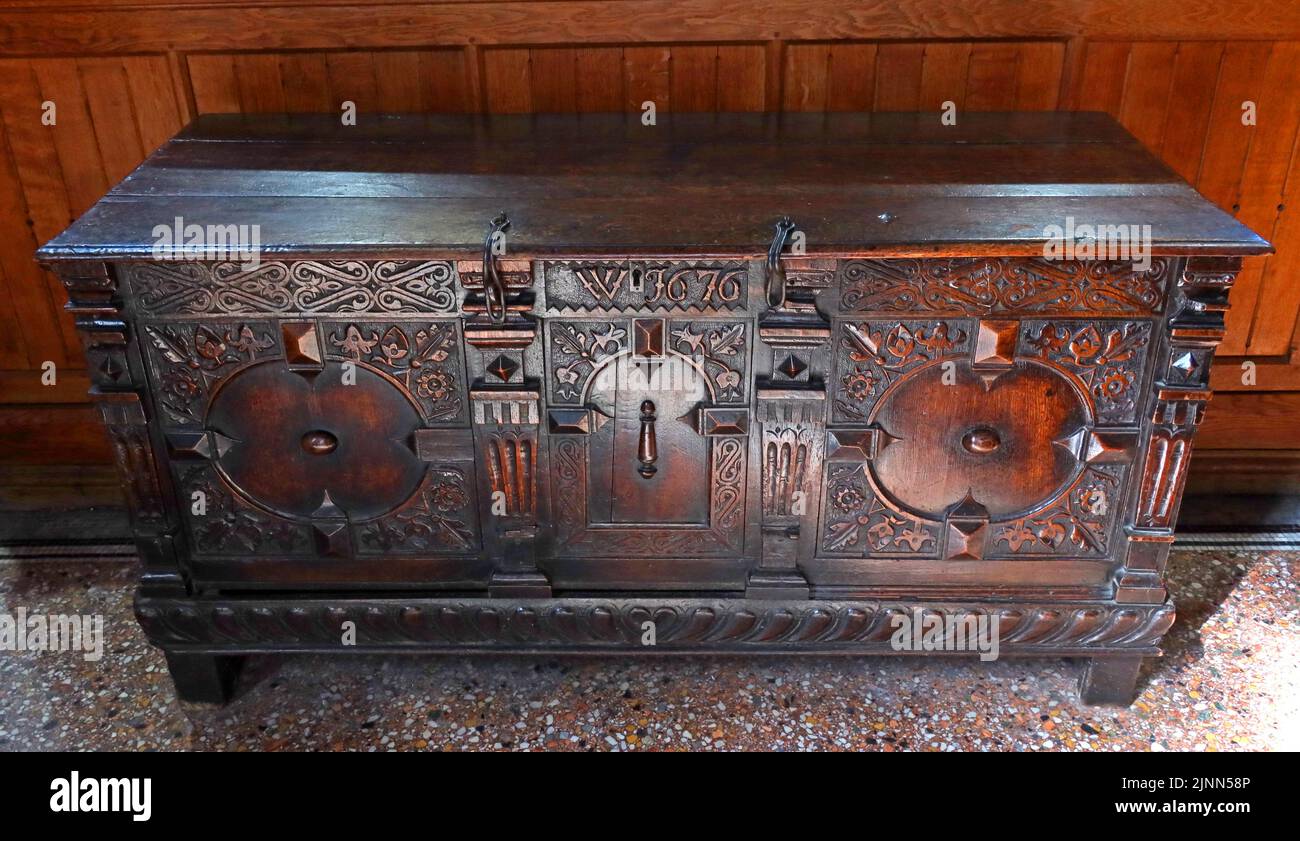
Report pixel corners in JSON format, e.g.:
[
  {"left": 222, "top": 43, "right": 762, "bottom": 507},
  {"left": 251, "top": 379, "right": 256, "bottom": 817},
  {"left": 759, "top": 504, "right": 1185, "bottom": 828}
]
[{"left": 0, "top": 548, "right": 1295, "bottom": 751}]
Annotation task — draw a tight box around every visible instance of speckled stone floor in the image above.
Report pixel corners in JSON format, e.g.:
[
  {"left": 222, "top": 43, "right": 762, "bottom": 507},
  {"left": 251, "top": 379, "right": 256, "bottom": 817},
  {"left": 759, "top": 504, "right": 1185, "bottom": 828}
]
[{"left": 0, "top": 549, "right": 1295, "bottom": 751}]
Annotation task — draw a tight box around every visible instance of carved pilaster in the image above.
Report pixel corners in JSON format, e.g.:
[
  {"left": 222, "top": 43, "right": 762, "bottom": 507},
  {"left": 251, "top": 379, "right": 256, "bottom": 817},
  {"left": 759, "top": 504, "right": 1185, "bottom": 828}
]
[
  {"left": 460, "top": 255, "right": 549, "bottom": 596},
  {"left": 51, "top": 261, "right": 184, "bottom": 595},
  {"left": 748, "top": 270, "right": 831, "bottom": 599},
  {"left": 1119, "top": 256, "right": 1240, "bottom": 603}
]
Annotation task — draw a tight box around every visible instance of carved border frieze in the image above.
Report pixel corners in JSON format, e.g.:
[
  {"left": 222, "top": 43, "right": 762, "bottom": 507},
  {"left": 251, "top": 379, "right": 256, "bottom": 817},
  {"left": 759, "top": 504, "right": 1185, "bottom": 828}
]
[
  {"left": 838, "top": 258, "right": 1169, "bottom": 315},
  {"left": 124, "top": 260, "right": 459, "bottom": 315}
]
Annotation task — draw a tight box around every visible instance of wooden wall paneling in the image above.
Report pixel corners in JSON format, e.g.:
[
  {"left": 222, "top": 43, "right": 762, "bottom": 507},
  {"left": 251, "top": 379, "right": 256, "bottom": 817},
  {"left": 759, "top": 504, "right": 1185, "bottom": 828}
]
[
  {"left": 623, "top": 46, "right": 671, "bottom": 111},
  {"left": 1155, "top": 42, "right": 1224, "bottom": 183},
  {"left": 277, "top": 52, "right": 334, "bottom": 111},
  {"left": 79, "top": 59, "right": 149, "bottom": 184},
  {"left": 0, "top": 60, "right": 76, "bottom": 371},
  {"left": 1249, "top": 144, "right": 1300, "bottom": 359},
  {"left": 964, "top": 42, "right": 1022, "bottom": 110},
  {"left": 1197, "top": 392, "right": 1300, "bottom": 450},
  {"left": 917, "top": 42, "right": 971, "bottom": 111},
  {"left": 668, "top": 45, "right": 720, "bottom": 111},
  {"left": 1216, "top": 42, "right": 1300, "bottom": 355},
  {"left": 28, "top": 60, "right": 109, "bottom": 216},
  {"left": 1193, "top": 42, "right": 1274, "bottom": 358},
  {"left": 715, "top": 45, "right": 765, "bottom": 110},
  {"left": 188, "top": 49, "right": 476, "bottom": 115},
  {"left": 824, "top": 43, "right": 875, "bottom": 111},
  {"left": 325, "top": 51, "right": 379, "bottom": 113},
  {"left": 122, "top": 55, "right": 185, "bottom": 154},
  {"left": 782, "top": 42, "right": 829, "bottom": 111},
  {"left": 187, "top": 54, "right": 241, "bottom": 112},
  {"left": 1116, "top": 42, "right": 1178, "bottom": 151},
  {"left": 0, "top": 405, "right": 110, "bottom": 464},
  {"left": 1073, "top": 41, "right": 1130, "bottom": 115},
  {"left": 528, "top": 47, "right": 580, "bottom": 112},
  {"left": 1195, "top": 42, "right": 1272, "bottom": 212},
  {"left": 370, "top": 52, "right": 425, "bottom": 111},
  {"left": 873, "top": 43, "right": 925, "bottom": 111},
  {"left": 1237, "top": 42, "right": 1300, "bottom": 357},
  {"left": 574, "top": 47, "right": 625, "bottom": 112},
  {"left": 8, "top": 1, "right": 1300, "bottom": 57},
  {"left": 1015, "top": 41, "right": 1065, "bottom": 110},
  {"left": 484, "top": 48, "right": 533, "bottom": 113}
]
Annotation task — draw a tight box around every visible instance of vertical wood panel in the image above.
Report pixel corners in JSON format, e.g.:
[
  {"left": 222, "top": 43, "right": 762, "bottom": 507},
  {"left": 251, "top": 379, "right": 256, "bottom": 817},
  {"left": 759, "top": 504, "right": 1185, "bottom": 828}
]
[
  {"left": 918, "top": 42, "right": 971, "bottom": 111},
  {"left": 1196, "top": 43, "right": 1271, "bottom": 212},
  {"left": 669, "top": 45, "right": 719, "bottom": 111},
  {"left": 1015, "top": 41, "right": 1065, "bottom": 110},
  {"left": 575, "top": 47, "right": 624, "bottom": 111},
  {"left": 0, "top": 60, "right": 81, "bottom": 369},
  {"left": 1156, "top": 42, "right": 1224, "bottom": 183},
  {"left": 715, "top": 45, "right": 765, "bottom": 110},
  {"left": 783, "top": 43, "right": 829, "bottom": 112},
  {"left": 1235, "top": 42, "right": 1300, "bottom": 355},
  {"left": 234, "top": 53, "right": 287, "bottom": 113},
  {"left": 79, "top": 60, "right": 147, "bottom": 184},
  {"left": 825, "top": 43, "right": 875, "bottom": 110},
  {"left": 484, "top": 48, "right": 533, "bottom": 113},
  {"left": 187, "top": 54, "right": 241, "bottom": 113},
  {"left": 965, "top": 43, "right": 1021, "bottom": 110},
  {"left": 325, "top": 52, "right": 379, "bottom": 113},
  {"left": 1074, "top": 41, "right": 1131, "bottom": 116},
  {"left": 278, "top": 52, "right": 333, "bottom": 111},
  {"left": 624, "top": 46, "right": 671, "bottom": 111},
  {"left": 529, "top": 48, "right": 579, "bottom": 112},
  {"left": 1117, "top": 43, "right": 1178, "bottom": 150},
  {"left": 424, "top": 49, "right": 473, "bottom": 112},
  {"left": 122, "top": 56, "right": 184, "bottom": 156},
  {"left": 874, "top": 43, "right": 924, "bottom": 111},
  {"left": 371, "top": 52, "right": 425, "bottom": 111}
]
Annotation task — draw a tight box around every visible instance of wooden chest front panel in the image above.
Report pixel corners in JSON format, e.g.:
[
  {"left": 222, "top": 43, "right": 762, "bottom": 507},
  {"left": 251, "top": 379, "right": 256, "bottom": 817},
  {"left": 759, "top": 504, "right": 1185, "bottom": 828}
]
[
  {"left": 104, "top": 253, "right": 1196, "bottom": 601},
  {"left": 122, "top": 260, "right": 489, "bottom": 589},
  {"left": 538, "top": 260, "right": 757, "bottom": 589},
  {"left": 805, "top": 257, "right": 1172, "bottom": 597}
]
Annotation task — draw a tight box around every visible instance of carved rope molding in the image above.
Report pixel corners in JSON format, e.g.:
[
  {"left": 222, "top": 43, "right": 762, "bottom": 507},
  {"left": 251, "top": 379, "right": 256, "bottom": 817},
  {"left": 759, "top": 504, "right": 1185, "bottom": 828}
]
[{"left": 135, "top": 596, "right": 1175, "bottom": 651}]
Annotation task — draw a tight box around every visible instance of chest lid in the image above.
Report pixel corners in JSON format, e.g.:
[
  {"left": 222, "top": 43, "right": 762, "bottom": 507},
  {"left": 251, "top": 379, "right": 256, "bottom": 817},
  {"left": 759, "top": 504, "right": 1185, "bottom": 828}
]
[{"left": 37, "top": 111, "right": 1270, "bottom": 262}]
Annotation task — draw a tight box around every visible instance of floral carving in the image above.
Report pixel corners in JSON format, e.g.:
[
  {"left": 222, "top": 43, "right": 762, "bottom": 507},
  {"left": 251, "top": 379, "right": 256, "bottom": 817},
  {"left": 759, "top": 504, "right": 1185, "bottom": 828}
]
[
  {"left": 144, "top": 321, "right": 276, "bottom": 426},
  {"left": 549, "top": 321, "right": 627, "bottom": 402},
  {"left": 821, "top": 465, "right": 939, "bottom": 556},
  {"left": 670, "top": 321, "right": 747, "bottom": 403},
  {"left": 991, "top": 466, "right": 1122, "bottom": 556},
  {"left": 357, "top": 470, "right": 477, "bottom": 554},
  {"left": 1022, "top": 320, "right": 1151, "bottom": 423},
  {"left": 833, "top": 320, "right": 969, "bottom": 422},
  {"left": 326, "top": 321, "right": 465, "bottom": 422},
  {"left": 178, "top": 466, "right": 309, "bottom": 555}
]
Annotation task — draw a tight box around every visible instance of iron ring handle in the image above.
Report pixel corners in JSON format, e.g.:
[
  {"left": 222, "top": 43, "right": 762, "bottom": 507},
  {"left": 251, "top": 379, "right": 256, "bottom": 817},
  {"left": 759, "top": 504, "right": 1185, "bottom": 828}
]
[
  {"left": 765, "top": 216, "right": 796, "bottom": 309},
  {"left": 483, "top": 211, "right": 511, "bottom": 324}
]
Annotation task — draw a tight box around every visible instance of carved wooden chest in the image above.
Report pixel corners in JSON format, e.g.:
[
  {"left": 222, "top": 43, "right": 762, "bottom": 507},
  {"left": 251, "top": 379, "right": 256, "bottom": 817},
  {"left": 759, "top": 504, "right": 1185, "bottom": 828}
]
[{"left": 38, "top": 113, "right": 1269, "bottom": 705}]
